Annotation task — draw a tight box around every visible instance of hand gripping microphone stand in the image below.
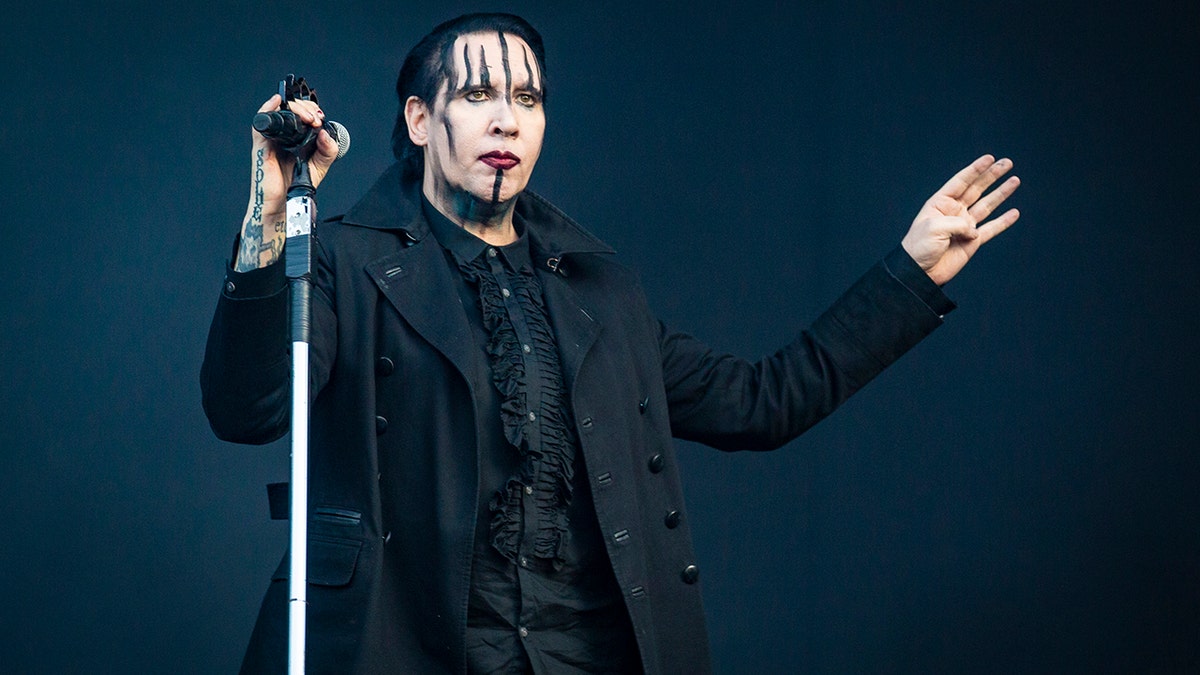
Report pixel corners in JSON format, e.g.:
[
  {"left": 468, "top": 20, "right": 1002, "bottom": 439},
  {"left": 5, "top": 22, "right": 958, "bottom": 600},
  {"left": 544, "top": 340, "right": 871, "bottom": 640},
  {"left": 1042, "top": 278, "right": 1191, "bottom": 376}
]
[{"left": 260, "top": 75, "right": 349, "bottom": 675}]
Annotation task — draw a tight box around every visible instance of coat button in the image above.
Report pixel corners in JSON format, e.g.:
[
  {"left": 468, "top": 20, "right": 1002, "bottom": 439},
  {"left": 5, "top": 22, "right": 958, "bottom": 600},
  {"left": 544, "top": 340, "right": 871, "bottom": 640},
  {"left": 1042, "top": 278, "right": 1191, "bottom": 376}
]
[
  {"left": 664, "top": 510, "right": 681, "bottom": 529},
  {"left": 376, "top": 356, "right": 395, "bottom": 376},
  {"left": 224, "top": 280, "right": 236, "bottom": 294},
  {"left": 376, "top": 415, "right": 388, "bottom": 434},
  {"left": 647, "top": 453, "right": 665, "bottom": 473},
  {"left": 681, "top": 564, "right": 699, "bottom": 584},
  {"left": 580, "top": 417, "right": 593, "bottom": 429}
]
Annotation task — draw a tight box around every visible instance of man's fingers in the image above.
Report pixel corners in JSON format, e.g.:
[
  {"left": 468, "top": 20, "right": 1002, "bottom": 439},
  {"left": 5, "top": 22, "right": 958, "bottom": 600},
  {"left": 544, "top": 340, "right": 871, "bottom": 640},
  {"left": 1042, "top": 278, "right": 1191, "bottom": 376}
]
[
  {"left": 288, "top": 99, "right": 324, "bottom": 127},
  {"left": 256, "top": 94, "right": 282, "bottom": 114},
  {"left": 974, "top": 208, "right": 1020, "bottom": 246},
  {"left": 967, "top": 175, "right": 1021, "bottom": 224},
  {"left": 935, "top": 154, "right": 995, "bottom": 199},
  {"left": 959, "top": 157, "right": 1014, "bottom": 207},
  {"left": 315, "top": 129, "right": 340, "bottom": 161}
]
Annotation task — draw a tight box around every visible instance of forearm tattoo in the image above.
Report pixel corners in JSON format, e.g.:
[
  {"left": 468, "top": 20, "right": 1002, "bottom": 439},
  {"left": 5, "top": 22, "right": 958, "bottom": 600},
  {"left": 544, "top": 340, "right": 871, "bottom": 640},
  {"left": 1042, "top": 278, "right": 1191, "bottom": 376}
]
[{"left": 235, "top": 148, "right": 284, "bottom": 270}]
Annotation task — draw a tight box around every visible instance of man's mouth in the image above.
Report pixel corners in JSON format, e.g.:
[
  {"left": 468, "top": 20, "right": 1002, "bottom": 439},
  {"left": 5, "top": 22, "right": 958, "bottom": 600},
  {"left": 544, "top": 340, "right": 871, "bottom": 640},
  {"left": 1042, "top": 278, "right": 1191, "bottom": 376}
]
[{"left": 480, "top": 151, "right": 520, "bottom": 170}]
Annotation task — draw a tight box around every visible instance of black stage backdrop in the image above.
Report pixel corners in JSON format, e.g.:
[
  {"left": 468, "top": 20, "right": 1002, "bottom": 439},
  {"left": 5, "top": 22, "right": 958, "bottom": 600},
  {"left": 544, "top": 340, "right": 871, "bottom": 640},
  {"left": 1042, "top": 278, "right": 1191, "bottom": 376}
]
[{"left": 2, "top": 1, "right": 1196, "bottom": 672}]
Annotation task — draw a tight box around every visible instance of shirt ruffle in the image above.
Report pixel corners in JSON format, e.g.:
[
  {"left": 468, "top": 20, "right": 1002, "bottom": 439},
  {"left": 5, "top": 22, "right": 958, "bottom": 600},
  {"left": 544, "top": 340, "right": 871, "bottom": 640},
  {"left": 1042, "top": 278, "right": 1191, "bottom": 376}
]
[{"left": 460, "top": 254, "right": 577, "bottom": 569}]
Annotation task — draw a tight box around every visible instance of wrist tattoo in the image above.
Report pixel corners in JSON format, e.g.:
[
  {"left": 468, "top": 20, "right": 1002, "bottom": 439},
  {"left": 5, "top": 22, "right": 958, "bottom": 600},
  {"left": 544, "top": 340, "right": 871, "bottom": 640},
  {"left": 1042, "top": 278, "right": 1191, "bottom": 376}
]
[
  {"left": 235, "top": 148, "right": 279, "bottom": 270},
  {"left": 262, "top": 219, "right": 286, "bottom": 265},
  {"left": 236, "top": 218, "right": 263, "bottom": 270},
  {"left": 251, "top": 148, "right": 265, "bottom": 222}
]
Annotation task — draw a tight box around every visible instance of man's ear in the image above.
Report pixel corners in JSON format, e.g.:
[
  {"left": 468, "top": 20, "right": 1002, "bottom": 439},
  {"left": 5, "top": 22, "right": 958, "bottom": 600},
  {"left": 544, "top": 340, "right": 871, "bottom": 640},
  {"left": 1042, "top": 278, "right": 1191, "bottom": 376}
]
[{"left": 404, "top": 96, "right": 430, "bottom": 147}]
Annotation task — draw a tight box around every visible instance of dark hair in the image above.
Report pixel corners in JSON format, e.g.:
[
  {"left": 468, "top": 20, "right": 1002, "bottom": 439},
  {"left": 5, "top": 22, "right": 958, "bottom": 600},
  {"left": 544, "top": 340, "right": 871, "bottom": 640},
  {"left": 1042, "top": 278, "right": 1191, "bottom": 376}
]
[{"left": 391, "top": 13, "right": 547, "bottom": 180}]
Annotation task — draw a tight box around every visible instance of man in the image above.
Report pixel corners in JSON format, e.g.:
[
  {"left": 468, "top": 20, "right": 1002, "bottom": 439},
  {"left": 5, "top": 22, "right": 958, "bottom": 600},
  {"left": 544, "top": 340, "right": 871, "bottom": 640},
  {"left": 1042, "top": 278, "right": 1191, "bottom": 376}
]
[{"left": 202, "top": 12, "right": 1020, "bottom": 675}]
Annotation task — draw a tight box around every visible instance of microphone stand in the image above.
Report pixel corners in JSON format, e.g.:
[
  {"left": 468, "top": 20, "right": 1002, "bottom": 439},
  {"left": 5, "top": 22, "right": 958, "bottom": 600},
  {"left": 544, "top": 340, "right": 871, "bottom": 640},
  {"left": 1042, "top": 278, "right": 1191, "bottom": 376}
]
[{"left": 284, "top": 155, "right": 317, "bottom": 675}]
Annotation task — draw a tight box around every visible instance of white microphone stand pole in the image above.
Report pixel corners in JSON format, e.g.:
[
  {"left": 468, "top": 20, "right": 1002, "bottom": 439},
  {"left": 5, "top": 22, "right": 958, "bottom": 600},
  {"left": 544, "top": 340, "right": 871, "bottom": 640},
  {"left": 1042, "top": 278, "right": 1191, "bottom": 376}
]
[{"left": 284, "top": 156, "right": 317, "bottom": 675}]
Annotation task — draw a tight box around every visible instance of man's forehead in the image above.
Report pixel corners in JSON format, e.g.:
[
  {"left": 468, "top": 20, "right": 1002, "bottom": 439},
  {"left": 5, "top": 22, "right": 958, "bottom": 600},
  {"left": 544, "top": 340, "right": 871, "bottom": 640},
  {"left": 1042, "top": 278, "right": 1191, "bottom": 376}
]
[{"left": 445, "top": 31, "right": 541, "bottom": 90}]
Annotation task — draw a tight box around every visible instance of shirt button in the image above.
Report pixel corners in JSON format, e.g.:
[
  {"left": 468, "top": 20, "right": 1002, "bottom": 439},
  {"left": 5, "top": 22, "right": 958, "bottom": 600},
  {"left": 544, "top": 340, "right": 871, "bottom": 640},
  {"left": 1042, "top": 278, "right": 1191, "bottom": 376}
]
[
  {"left": 224, "top": 280, "right": 236, "bottom": 294},
  {"left": 528, "top": 411, "right": 536, "bottom": 422},
  {"left": 518, "top": 626, "right": 529, "bottom": 638},
  {"left": 524, "top": 485, "right": 534, "bottom": 495},
  {"left": 488, "top": 248, "right": 497, "bottom": 258},
  {"left": 501, "top": 288, "right": 511, "bottom": 298},
  {"left": 523, "top": 344, "right": 531, "bottom": 353},
  {"left": 519, "top": 556, "right": 529, "bottom": 567}
]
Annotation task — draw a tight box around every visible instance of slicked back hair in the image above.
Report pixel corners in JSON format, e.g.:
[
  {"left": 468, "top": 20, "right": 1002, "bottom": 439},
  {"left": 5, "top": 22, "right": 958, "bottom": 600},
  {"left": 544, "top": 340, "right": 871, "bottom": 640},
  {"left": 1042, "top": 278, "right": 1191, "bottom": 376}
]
[{"left": 391, "top": 13, "right": 547, "bottom": 180}]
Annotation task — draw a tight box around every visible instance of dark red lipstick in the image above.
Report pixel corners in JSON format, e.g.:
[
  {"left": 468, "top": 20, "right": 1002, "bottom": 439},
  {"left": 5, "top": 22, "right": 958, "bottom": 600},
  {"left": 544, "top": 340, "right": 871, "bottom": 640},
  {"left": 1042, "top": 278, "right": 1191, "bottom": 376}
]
[{"left": 480, "top": 151, "right": 520, "bottom": 170}]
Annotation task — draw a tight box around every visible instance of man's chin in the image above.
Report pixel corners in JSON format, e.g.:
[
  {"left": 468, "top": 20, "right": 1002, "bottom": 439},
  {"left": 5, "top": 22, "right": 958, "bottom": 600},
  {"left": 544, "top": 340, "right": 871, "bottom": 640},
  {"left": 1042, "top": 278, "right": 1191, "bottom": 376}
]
[{"left": 469, "top": 182, "right": 526, "bottom": 207}]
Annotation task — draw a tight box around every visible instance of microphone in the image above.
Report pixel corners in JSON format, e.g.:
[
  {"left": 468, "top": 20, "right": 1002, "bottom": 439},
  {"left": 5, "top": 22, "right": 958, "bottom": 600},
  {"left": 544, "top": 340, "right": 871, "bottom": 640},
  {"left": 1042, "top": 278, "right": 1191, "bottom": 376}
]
[{"left": 253, "top": 110, "right": 351, "bottom": 159}]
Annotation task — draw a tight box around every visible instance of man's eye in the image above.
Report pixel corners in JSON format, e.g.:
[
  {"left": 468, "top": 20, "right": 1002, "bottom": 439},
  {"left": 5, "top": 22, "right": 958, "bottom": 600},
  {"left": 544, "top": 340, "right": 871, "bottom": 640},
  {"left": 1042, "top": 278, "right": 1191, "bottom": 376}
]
[
  {"left": 466, "top": 90, "right": 489, "bottom": 102},
  {"left": 515, "top": 93, "right": 538, "bottom": 107}
]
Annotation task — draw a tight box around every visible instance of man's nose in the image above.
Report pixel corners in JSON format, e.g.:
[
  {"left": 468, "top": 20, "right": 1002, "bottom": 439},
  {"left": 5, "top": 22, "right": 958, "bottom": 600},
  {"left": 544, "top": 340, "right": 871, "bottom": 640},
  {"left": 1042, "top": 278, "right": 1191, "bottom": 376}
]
[{"left": 490, "top": 101, "right": 519, "bottom": 138}]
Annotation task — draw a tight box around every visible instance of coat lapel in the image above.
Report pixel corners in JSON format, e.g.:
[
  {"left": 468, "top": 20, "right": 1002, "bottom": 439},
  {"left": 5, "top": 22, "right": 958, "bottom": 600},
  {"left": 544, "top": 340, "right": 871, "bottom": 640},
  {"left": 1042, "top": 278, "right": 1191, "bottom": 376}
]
[
  {"left": 365, "top": 241, "right": 478, "bottom": 393},
  {"left": 539, "top": 270, "right": 602, "bottom": 397}
]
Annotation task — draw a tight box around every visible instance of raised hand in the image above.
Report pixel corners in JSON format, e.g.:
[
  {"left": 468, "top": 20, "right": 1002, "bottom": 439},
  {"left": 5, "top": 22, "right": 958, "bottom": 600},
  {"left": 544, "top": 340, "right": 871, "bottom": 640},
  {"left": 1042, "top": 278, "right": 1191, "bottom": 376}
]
[
  {"left": 901, "top": 155, "right": 1021, "bottom": 285},
  {"left": 235, "top": 94, "right": 341, "bottom": 271}
]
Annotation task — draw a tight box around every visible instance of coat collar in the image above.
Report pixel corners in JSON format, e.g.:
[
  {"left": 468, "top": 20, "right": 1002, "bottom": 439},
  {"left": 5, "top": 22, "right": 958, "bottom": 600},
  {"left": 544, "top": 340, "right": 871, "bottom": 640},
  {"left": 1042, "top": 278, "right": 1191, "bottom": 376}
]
[
  {"left": 341, "top": 163, "right": 615, "bottom": 266},
  {"left": 353, "top": 164, "right": 612, "bottom": 404}
]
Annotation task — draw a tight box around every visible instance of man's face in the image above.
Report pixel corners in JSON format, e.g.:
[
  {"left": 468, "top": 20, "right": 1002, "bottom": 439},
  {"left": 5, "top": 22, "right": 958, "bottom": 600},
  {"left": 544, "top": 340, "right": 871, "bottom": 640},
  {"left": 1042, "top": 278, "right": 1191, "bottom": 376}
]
[{"left": 418, "top": 31, "right": 545, "bottom": 219}]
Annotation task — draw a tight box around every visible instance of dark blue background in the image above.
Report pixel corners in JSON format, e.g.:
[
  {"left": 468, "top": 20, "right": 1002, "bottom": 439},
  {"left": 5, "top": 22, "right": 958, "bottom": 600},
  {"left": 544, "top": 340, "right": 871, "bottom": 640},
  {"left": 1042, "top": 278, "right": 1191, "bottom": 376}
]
[{"left": 2, "top": 1, "right": 1196, "bottom": 672}]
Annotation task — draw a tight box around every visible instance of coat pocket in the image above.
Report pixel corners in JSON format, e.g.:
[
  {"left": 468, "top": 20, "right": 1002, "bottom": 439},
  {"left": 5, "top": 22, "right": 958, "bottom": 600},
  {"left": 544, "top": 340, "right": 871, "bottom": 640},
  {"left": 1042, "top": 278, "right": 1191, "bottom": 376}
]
[{"left": 271, "top": 505, "right": 365, "bottom": 588}]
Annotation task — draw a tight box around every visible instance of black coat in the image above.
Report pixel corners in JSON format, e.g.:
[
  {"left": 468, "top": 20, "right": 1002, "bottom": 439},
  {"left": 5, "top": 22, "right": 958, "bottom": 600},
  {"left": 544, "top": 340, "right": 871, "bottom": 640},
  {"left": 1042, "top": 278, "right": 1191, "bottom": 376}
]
[{"left": 201, "top": 164, "right": 950, "bottom": 674}]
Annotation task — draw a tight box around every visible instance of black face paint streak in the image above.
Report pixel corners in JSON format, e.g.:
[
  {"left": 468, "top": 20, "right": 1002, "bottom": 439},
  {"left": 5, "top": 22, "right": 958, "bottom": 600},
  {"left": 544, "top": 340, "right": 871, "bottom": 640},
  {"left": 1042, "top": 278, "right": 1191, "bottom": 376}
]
[
  {"left": 437, "top": 179, "right": 511, "bottom": 227},
  {"left": 437, "top": 39, "right": 458, "bottom": 97},
  {"left": 498, "top": 31, "right": 512, "bottom": 103},
  {"left": 522, "top": 46, "right": 535, "bottom": 94},
  {"left": 436, "top": 42, "right": 468, "bottom": 159},
  {"left": 441, "top": 111, "right": 455, "bottom": 159},
  {"left": 491, "top": 169, "right": 503, "bottom": 205},
  {"left": 479, "top": 45, "right": 490, "bottom": 88},
  {"left": 462, "top": 43, "right": 473, "bottom": 88}
]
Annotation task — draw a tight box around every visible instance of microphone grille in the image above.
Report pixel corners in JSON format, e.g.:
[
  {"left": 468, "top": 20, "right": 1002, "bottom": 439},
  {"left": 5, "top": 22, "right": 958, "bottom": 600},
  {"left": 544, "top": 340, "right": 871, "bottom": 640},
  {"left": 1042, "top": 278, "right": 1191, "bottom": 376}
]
[{"left": 325, "top": 121, "right": 351, "bottom": 159}]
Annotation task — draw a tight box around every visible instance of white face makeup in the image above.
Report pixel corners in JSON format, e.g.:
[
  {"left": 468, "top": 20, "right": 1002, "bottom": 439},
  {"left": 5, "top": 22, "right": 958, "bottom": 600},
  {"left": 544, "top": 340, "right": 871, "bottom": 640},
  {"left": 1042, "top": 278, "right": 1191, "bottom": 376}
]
[{"left": 414, "top": 31, "right": 545, "bottom": 226}]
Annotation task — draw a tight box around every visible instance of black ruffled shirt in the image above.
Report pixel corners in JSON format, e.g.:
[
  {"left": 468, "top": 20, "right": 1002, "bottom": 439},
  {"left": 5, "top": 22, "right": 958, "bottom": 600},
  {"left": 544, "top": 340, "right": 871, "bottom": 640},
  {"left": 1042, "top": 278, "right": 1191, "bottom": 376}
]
[{"left": 421, "top": 196, "right": 640, "bottom": 674}]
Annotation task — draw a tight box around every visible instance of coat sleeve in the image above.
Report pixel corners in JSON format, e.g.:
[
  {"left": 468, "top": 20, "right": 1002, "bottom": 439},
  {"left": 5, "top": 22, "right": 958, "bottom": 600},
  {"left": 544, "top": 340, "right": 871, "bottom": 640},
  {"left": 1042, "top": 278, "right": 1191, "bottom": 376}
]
[
  {"left": 200, "top": 235, "right": 339, "bottom": 445},
  {"left": 661, "top": 246, "right": 954, "bottom": 451}
]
